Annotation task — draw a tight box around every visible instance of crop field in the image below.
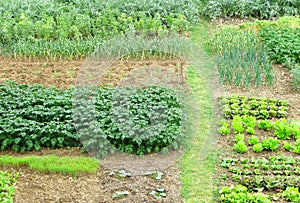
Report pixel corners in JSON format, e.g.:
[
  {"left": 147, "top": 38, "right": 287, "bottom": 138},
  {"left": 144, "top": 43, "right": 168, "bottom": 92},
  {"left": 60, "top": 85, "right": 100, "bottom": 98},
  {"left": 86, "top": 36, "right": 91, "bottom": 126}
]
[{"left": 0, "top": 0, "right": 300, "bottom": 202}]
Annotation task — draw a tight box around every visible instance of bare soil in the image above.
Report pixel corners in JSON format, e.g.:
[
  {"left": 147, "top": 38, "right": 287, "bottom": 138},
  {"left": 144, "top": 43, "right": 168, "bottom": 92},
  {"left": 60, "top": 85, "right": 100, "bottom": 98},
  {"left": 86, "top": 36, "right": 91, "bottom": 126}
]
[
  {"left": 2, "top": 164, "right": 181, "bottom": 203},
  {"left": 0, "top": 57, "right": 185, "bottom": 89}
]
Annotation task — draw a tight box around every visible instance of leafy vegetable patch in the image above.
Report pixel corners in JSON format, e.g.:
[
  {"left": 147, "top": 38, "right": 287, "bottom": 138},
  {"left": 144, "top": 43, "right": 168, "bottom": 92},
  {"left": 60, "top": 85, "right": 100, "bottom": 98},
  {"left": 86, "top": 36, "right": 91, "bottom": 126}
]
[
  {"left": 0, "top": 171, "right": 18, "bottom": 203},
  {"left": 219, "top": 95, "right": 289, "bottom": 119},
  {"left": 0, "top": 81, "right": 185, "bottom": 157}
]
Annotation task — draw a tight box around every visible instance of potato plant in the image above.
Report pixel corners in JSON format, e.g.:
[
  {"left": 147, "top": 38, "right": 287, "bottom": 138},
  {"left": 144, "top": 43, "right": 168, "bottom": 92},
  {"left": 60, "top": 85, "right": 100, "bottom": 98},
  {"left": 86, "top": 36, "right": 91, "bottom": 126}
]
[{"left": 0, "top": 81, "right": 186, "bottom": 157}]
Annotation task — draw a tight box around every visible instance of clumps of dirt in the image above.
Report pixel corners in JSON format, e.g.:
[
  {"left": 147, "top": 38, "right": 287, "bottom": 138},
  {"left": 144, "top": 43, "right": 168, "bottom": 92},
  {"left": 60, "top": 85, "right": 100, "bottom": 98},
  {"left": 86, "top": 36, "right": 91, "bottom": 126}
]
[
  {"left": 0, "top": 57, "right": 186, "bottom": 89},
  {"left": 2, "top": 164, "right": 182, "bottom": 203}
]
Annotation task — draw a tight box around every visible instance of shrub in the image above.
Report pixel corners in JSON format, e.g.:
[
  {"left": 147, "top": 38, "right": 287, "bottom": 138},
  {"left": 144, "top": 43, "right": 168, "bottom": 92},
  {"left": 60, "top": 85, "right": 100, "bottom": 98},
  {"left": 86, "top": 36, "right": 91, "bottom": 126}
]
[{"left": 260, "top": 26, "right": 300, "bottom": 67}]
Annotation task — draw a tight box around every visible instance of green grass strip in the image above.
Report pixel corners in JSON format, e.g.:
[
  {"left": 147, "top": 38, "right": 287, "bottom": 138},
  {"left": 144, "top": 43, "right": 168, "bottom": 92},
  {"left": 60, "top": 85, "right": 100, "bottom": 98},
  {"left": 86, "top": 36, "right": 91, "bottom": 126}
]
[
  {"left": 180, "top": 23, "right": 217, "bottom": 203},
  {"left": 0, "top": 155, "right": 99, "bottom": 175}
]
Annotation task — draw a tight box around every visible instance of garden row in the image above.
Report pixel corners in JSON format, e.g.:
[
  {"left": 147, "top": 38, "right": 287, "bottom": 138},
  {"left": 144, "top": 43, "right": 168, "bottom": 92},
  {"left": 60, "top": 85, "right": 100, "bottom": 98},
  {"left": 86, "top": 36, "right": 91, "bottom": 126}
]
[
  {"left": 0, "top": 81, "right": 185, "bottom": 157},
  {"left": 217, "top": 94, "right": 300, "bottom": 202},
  {"left": 1, "top": 1, "right": 299, "bottom": 59},
  {"left": 0, "top": 171, "right": 17, "bottom": 203},
  {"left": 209, "top": 16, "right": 300, "bottom": 90},
  {"left": 0, "top": 0, "right": 201, "bottom": 59}
]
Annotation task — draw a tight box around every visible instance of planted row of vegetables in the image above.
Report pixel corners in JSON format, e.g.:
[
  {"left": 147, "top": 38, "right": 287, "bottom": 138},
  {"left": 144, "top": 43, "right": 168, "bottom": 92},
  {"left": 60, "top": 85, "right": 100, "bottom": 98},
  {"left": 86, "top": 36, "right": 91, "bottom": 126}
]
[
  {"left": 220, "top": 185, "right": 300, "bottom": 203},
  {"left": 0, "top": 81, "right": 185, "bottom": 157},
  {"left": 217, "top": 94, "right": 300, "bottom": 202},
  {"left": 0, "top": 0, "right": 201, "bottom": 59},
  {"left": 219, "top": 94, "right": 289, "bottom": 119}
]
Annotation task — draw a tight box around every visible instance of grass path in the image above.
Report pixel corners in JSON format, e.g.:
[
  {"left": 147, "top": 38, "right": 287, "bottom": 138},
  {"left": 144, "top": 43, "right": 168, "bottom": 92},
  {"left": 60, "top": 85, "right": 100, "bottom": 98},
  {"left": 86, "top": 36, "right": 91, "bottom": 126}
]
[{"left": 180, "top": 22, "right": 218, "bottom": 203}]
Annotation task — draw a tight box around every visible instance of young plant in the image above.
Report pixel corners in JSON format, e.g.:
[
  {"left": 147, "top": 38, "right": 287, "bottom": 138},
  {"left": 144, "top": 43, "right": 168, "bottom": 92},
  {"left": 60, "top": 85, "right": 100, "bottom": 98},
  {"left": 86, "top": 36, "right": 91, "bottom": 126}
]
[
  {"left": 293, "top": 139, "right": 300, "bottom": 154},
  {"left": 262, "top": 137, "right": 280, "bottom": 151},
  {"left": 245, "top": 127, "right": 255, "bottom": 135},
  {"left": 257, "top": 120, "right": 273, "bottom": 131},
  {"left": 283, "top": 141, "right": 294, "bottom": 152},
  {"left": 235, "top": 134, "right": 245, "bottom": 143},
  {"left": 234, "top": 141, "right": 248, "bottom": 153},
  {"left": 253, "top": 143, "right": 263, "bottom": 152},
  {"left": 283, "top": 187, "right": 300, "bottom": 203},
  {"left": 274, "top": 119, "right": 291, "bottom": 140},
  {"left": 232, "top": 116, "right": 244, "bottom": 134},
  {"left": 248, "top": 135, "right": 259, "bottom": 146}
]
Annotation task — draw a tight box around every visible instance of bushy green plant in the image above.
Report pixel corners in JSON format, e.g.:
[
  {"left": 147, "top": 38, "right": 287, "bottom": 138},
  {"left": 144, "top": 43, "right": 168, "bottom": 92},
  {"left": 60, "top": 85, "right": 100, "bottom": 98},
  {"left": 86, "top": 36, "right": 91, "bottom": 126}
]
[
  {"left": 283, "top": 187, "right": 300, "bottom": 203},
  {"left": 218, "top": 120, "right": 230, "bottom": 135},
  {"left": 0, "top": 81, "right": 186, "bottom": 157},
  {"left": 274, "top": 119, "right": 292, "bottom": 140},
  {"left": 253, "top": 143, "right": 263, "bottom": 152},
  {"left": 283, "top": 141, "right": 294, "bottom": 152},
  {"left": 248, "top": 136, "right": 259, "bottom": 146},
  {"left": 235, "top": 134, "right": 245, "bottom": 143},
  {"left": 293, "top": 140, "right": 300, "bottom": 154},
  {"left": 232, "top": 116, "right": 245, "bottom": 134},
  {"left": 262, "top": 137, "right": 280, "bottom": 151},
  {"left": 234, "top": 141, "right": 248, "bottom": 153},
  {"left": 257, "top": 120, "right": 273, "bottom": 131},
  {"left": 260, "top": 26, "right": 300, "bottom": 68}
]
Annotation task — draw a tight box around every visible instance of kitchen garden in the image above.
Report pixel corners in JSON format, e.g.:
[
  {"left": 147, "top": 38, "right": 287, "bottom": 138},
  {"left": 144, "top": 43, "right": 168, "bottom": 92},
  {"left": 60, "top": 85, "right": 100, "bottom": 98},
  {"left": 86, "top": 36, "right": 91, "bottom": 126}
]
[{"left": 0, "top": 0, "right": 299, "bottom": 202}]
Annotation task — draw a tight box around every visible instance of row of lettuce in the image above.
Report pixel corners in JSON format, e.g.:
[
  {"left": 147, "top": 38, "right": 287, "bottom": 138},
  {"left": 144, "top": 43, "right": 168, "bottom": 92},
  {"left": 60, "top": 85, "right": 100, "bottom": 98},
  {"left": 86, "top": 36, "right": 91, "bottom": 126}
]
[
  {"left": 0, "top": 0, "right": 299, "bottom": 59},
  {"left": 217, "top": 94, "right": 300, "bottom": 202}
]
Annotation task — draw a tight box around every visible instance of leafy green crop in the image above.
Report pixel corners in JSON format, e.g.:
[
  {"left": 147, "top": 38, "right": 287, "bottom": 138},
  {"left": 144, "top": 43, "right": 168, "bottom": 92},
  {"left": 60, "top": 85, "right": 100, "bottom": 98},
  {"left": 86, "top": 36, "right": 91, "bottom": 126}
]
[
  {"left": 219, "top": 184, "right": 270, "bottom": 203},
  {"left": 248, "top": 136, "right": 259, "bottom": 146},
  {"left": 220, "top": 95, "right": 289, "bottom": 119},
  {"left": 262, "top": 137, "right": 280, "bottom": 151},
  {"left": 0, "top": 0, "right": 202, "bottom": 59},
  {"left": 0, "top": 81, "right": 185, "bottom": 157},
  {"left": 234, "top": 141, "right": 248, "bottom": 153},
  {"left": 260, "top": 26, "right": 300, "bottom": 68},
  {"left": 0, "top": 171, "right": 18, "bottom": 203},
  {"left": 283, "top": 187, "right": 300, "bottom": 202}
]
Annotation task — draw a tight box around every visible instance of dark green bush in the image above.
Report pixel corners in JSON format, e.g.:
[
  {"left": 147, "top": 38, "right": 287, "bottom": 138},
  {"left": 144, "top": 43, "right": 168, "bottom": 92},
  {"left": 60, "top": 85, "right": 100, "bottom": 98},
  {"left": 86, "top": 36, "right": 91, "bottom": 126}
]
[
  {"left": 260, "top": 26, "right": 300, "bottom": 67},
  {"left": 0, "top": 81, "right": 185, "bottom": 157}
]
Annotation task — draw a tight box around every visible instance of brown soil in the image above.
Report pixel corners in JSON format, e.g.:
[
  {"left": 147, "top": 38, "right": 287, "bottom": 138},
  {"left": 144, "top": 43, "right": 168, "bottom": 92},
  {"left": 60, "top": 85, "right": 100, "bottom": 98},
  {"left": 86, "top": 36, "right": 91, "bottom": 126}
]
[
  {"left": 0, "top": 57, "right": 185, "bottom": 89},
  {"left": 2, "top": 164, "right": 181, "bottom": 203}
]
